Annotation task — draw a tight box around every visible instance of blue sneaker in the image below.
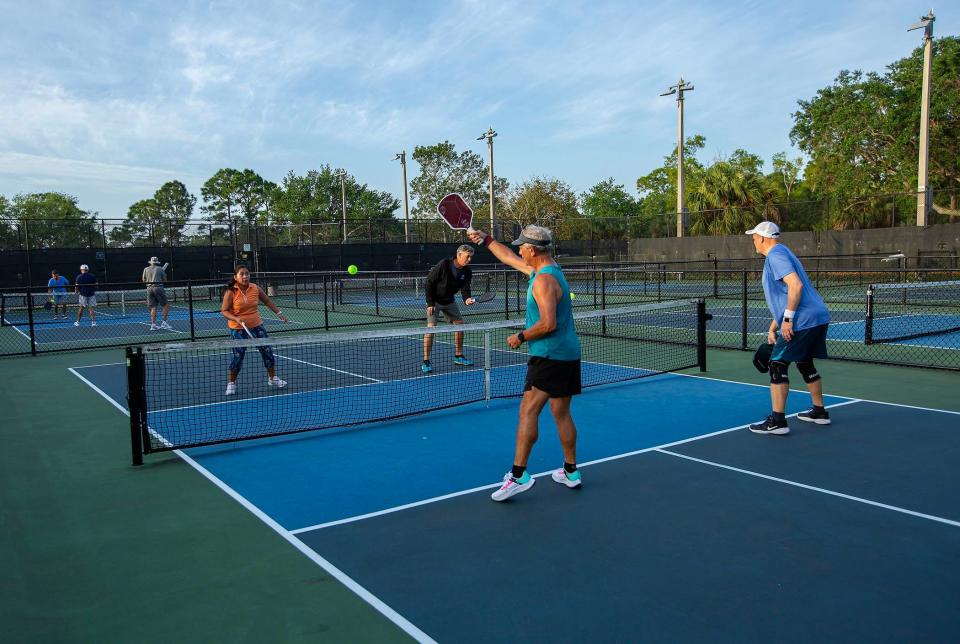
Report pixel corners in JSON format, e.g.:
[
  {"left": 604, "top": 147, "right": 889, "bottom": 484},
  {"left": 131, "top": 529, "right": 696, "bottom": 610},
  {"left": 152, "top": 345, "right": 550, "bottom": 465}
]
[
  {"left": 452, "top": 355, "right": 473, "bottom": 366},
  {"left": 421, "top": 361, "right": 433, "bottom": 373}
]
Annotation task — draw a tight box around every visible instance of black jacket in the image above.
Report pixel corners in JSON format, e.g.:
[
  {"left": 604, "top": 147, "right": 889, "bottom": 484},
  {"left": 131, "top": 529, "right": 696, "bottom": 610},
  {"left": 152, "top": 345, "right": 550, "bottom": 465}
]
[{"left": 425, "top": 258, "right": 472, "bottom": 306}]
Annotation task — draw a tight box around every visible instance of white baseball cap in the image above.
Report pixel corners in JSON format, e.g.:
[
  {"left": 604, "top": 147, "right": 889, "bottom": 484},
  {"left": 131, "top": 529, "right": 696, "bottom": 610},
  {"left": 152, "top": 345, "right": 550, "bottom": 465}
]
[
  {"left": 80, "top": 264, "right": 89, "bottom": 270},
  {"left": 745, "top": 221, "right": 780, "bottom": 238}
]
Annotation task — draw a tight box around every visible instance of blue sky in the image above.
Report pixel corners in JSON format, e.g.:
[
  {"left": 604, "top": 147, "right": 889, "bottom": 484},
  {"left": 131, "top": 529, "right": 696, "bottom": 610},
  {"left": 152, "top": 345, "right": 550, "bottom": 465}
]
[{"left": 0, "top": 1, "right": 955, "bottom": 218}]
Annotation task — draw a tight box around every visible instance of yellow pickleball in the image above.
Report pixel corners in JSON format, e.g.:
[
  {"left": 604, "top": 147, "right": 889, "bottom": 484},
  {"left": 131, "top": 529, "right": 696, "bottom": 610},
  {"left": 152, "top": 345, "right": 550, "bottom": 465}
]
[
  {"left": 570, "top": 292, "right": 576, "bottom": 300},
  {"left": 348, "top": 264, "right": 358, "bottom": 275}
]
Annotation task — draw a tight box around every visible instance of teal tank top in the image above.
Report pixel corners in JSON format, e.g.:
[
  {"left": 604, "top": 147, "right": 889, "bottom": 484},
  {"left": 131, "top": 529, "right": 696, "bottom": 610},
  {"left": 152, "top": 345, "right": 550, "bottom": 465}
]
[{"left": 525, "top": 265, "right": 581, "bottom": 360}]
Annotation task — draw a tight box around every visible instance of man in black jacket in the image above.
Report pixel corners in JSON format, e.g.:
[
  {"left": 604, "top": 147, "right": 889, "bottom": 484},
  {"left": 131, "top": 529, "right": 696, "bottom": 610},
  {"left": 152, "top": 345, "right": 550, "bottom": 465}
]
[{"left": 422, "top": 245, "right": 477, "bottom": 373}]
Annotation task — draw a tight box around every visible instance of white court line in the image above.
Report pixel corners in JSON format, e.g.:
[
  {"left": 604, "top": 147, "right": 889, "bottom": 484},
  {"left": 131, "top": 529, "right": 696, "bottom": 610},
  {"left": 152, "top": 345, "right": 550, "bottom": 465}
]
[
  {"left": 67, "top": 367, "right": 436, "bottom": 644},
  {"left": 7, "top": 322, "right": 33, "bottom": 343},
  {"left": 656, "top": 449, "right": 960, "bottom": 529},
  {"left": 290, "top": 399, "right": 862, "bottom": 534},
  {"left": 276, "top": 353, "right": 381, "bottom": 382}
]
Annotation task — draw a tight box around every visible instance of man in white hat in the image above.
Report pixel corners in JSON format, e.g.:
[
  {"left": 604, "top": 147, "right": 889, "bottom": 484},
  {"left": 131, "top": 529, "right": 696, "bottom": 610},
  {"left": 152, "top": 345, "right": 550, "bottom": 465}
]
[
  {"left": 74, "top": 264, "right": 98, "bottom": 327},
  {"left": 142, "top": 257, "right": 172, "bottom": 330},
  {"left": 746, "top": 221, "right": 831, "bottom": 435}
]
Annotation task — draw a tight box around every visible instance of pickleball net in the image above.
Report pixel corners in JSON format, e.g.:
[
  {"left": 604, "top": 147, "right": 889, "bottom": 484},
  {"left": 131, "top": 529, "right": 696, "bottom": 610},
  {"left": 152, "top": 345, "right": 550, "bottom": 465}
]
[
  {"left": 127, "top": 299, "right": 708, "bottom": 464},
  {"left": 865, "top": 280, "right": 960, "bottom": 344}
]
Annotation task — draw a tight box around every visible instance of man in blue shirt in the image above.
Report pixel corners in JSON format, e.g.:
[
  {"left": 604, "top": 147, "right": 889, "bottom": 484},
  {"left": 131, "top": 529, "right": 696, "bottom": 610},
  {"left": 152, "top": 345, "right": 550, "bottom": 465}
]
[
  {"left": 746, "top": 221, "right": 832, "bottom": 435},
  {"left": 469, "top": 224, "right": 583, "bottom": 501},
  {"left": 74, "top": 264, "right": 98, "bottom": 327},
  {"left": 46, "top": 269, "right": 70, "bottom": 319}
]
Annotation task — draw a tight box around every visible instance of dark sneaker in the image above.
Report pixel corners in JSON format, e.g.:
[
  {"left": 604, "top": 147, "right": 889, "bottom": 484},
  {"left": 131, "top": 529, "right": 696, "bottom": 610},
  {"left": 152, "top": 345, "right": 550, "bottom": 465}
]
[
  {"left": 421, "top": 361, "right": 433, "bottom": 374},
  {"left": 452, "top": 355, "right": 474, "bottom": 366},
  {"left": 797, "top": 408, "right": 831, "bottom": 425},
  {"left": 749, "top": 415, "right": 790, "bottom": 435}
]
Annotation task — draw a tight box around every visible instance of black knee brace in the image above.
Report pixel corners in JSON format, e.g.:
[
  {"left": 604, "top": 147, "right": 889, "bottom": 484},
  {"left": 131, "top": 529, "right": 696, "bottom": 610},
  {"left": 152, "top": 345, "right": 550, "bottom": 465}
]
[
  {"left": 797, "top": 361, "right": 821, "bottom": 384},
  {"left": 769, "top": 360, "right": 789, "bottom": 384}
]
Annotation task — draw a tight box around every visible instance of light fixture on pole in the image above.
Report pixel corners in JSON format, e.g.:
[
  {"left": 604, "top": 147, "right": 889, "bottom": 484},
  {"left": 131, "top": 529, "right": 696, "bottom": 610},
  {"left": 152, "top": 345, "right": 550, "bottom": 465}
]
[
  {"left": 661, "top": 77, "right": 694, "bottom": 237},
  {"left": 908, "top": 10, "right": 935, "bottom": 226},
  {"left": 394, "top": 152, "right": 411, "bottom": 243},
  {"left": 477, "top": 128, "right": 498, "bottom": 232},
  {"left": 337, "top": 169, "right": 348, "bottom": 243}
]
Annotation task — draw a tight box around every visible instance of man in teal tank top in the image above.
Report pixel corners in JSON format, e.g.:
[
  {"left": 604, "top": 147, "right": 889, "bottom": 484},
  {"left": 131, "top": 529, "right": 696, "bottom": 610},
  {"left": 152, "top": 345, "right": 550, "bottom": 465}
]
[{"left": 469, "top": 224, "right": 583, "bottom": 502}]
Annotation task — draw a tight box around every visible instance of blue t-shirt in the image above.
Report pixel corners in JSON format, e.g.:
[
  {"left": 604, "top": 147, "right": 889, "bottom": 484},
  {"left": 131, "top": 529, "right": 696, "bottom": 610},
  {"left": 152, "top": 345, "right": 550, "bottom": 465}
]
[
  {"left": 525, "top": 265, "right": 581, "bottom": 360},
  {"left": 762, "top": 244, "right": 830, "bottom": 331},
  {"left": 76, "top": 272, "right": 97, "bottom": 296},
  {"left": 47, "top": 276, "right": 69, "bottom": 294}
]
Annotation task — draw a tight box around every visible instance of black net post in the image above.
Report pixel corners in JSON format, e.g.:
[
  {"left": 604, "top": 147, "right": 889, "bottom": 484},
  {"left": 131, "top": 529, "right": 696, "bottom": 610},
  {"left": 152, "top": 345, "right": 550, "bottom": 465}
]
[
  {"left": 126, "top": 347, "right": 147, "bottom": 466},
  {"left": 322, "top": 274, "right": 329, "bottom": 330},
  {"left": 26, "top": 287, "right": 37, "bottom": 356},
  {"left": 741, "top": 270, "right": 748, "bottom": 350},
  {"left": 187, "top": 282, "right": 196, "bottom": 342},
  {"left": 374, "top": 272, "right": 380, "bottom": 316},
  {"left": 713, "top": 257, "right": 719, "bottom": 298},
  {"left": 696, "top": 299, "right": 709, "bottom": 372},
  {"left": 864, "top": 286, "right": 874, "bottom": 345}
]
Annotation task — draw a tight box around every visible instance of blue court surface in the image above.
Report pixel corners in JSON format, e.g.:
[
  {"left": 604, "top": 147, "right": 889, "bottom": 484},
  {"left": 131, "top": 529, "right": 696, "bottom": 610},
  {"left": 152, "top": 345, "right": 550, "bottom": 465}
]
[{"left": 71, "top": 358, "right": 960, "bottom": 642}]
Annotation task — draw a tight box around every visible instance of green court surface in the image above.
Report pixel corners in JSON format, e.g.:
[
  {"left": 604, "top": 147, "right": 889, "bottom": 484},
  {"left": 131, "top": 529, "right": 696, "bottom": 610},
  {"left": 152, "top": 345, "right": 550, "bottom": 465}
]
[{"left": 1, "top": 346, "right": 957, "bottom": 642}]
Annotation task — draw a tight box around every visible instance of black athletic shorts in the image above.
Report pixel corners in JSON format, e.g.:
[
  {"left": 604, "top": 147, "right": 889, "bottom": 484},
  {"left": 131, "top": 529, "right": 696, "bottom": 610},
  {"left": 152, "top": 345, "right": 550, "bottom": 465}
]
[{"left": 524, "top": 356, "right": 582, "bottom": 398}]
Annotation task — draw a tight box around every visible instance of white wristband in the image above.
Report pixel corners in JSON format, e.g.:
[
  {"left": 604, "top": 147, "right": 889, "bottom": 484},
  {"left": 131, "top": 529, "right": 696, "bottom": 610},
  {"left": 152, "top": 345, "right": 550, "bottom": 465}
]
[{"left": 783, "top": 309, "right": 796, "bottom": 320}]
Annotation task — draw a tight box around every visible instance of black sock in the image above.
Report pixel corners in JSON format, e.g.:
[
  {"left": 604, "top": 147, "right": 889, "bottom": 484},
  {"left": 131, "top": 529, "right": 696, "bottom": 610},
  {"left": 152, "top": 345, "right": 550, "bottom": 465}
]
[
  {"left": 813, "top": 405, "right": 826, "bottom": 413},
  {"left": 423, "top": 359, "right": 430, "bottom": 364},
  {"left": 772, "top": 411, "right": 787, "bottom": 424},
  {"left": 511, "top": 465, "right": 526, "bottom": 479},
  {"left": 455, "top": 354, "right": 463, "bottom": 358},
  {"left": 564, "top": 462, "right": 577, "bottom": 474}
]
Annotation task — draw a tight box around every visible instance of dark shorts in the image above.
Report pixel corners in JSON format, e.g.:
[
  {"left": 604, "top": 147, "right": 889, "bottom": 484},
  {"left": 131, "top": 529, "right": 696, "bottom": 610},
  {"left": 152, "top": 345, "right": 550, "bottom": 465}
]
[
  {"left": 771, "top": 323, "right": 829, "bottom": 363},
  {"left": 147, "top": 286, "right": 167, "bottom": 307},
  {"left": 524, "top": 356, "right": 582, "bottom": 398},
  {"left": 427, "top": 301, "right": 463, "bottom": 324}
]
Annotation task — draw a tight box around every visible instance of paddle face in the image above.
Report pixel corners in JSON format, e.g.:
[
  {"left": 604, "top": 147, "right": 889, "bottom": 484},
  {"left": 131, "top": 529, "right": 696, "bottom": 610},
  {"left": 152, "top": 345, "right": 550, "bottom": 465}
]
[
  {"left": 437, "top": 193, "right": 474, "bottom": 231},
  {"left": 753, "top": 342, "right": 773, "bottom": 373},
  {"left": 474, "top": 292, "right": 496, "bottom": 303}
]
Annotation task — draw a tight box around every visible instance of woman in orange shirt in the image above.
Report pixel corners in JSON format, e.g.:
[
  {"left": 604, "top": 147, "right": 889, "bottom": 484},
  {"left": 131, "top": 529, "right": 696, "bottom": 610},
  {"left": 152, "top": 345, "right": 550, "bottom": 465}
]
[{"left": 221, "top": 265, "right": 290, "bottom": 396}]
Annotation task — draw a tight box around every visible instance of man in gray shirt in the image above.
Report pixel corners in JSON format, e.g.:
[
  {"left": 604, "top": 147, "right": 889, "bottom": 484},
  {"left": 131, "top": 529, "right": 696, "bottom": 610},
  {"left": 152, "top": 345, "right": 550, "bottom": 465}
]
[{"left": 142, "top": 256, "right": 172, "bottom": 330}]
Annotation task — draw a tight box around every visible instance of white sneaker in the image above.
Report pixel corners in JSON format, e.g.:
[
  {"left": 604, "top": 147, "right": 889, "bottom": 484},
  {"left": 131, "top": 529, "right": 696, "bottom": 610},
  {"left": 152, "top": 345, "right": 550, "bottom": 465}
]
[
  {"left": 149, "top": 324, "right": 160, "bottom": 331},
  {"left": 91, "top": 321, "right": 97, "bottom": 327},
  {"left": 159, "top": 320, "right": 173, "bottom": 330},
  {"left": 225, "top": 382, "right": 237, "bottom": 396},
  {"left": 268, "top": 376, "right": 287, "bottom": 388},
  {"left": 551, "top": 468, "right": 582, "bottom": 489},
  {"left": 73, "top": 321, "right": 80, "bottom": 327},
  {"left": 491, "top": 472, "right": 535, "bottom": 502}
]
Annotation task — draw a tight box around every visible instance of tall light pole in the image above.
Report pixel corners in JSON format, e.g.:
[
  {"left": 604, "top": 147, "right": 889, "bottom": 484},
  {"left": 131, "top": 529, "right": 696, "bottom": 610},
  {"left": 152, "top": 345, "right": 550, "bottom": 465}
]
[
  {"left": 394, "top": 152, "right": 411, "bottom": 242},
  {"left": 661, "top": 77, "right": 694, "bottom": 237},
  {"left": 337, "top": 169, "right": 347, "bottom": 242},
  {"left": 908, "top": 10, "right": 935, "bottom": 226},
  {"left": 477, "top": 127, "right": 498, "bottom": 232}
]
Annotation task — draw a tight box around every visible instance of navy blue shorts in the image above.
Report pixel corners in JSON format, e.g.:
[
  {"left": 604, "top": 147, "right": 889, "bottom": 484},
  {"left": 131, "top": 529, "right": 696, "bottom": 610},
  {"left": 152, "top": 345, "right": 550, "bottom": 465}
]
[{"left": 771, "top": 323, "right": 829, "bottom": 363}]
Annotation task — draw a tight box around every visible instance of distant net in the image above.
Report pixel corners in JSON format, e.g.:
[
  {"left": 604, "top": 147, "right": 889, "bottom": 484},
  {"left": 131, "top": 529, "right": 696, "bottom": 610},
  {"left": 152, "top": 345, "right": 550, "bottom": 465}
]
[
  {"left": 865, "top": 280, "right": 960, "bottom": 344},
  {"left": 0, "top": 284, "right": 225, "bottom": 327},
  {"left": 126, "top": 299, "right": 706, "bottom": 463}
]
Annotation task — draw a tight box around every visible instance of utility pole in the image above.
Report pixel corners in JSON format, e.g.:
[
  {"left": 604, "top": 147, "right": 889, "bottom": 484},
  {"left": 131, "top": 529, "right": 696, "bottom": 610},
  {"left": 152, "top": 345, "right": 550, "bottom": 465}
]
[
  {"left": 477, "top": 128, "right": 498, "bottom": 232},
  {"left": 661, "top": 77, "right": 694, "bottom": 237},
  {"left": 908, "top": 11, "right": 935, "bottom": 226},
  {"left": 338, "top": 170, "right": 347, "bottom": 243},
  {"left": 394, "top": 152, "right": 411, "bottom": 242}
]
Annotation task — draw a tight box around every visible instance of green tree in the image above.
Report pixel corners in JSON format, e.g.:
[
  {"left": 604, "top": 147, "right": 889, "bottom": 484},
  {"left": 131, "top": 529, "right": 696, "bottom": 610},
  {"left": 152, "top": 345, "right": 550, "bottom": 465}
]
[
  {"left": 508, "top": 177, "right": 579, "bottom": 224},
  {"left": 0, "top": 195, "right": 17, "bottom": 248},
  {"left": 155, "top": 180, "right": 196, "bottom": 243},
  {"left": 201, "top": 168, "right": 244, "bottom": 224},
  {"left": 579, "top": 178, "right": 643, "bottom": 239},
  {"left": 687, "top": 151, "right": 775, "bottom": 236},
  {"left": 410, "top": 142, "right": 508, "bottom": 235},
  {"left": 791, "top": 36, "right": 960, "bottom": 225},
  {"left": 10, "top": 192, "right": 101, "bottom": 248},
  {"left": 636, "top": 135, "right": 706, "bottom": 236}
]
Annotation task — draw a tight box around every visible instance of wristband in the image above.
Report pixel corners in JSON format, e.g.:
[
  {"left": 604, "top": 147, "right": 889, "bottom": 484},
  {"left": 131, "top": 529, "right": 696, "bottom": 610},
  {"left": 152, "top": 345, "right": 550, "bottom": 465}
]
[
  {"left": 783, "top": 309, "right": 796, "bottom": 322},
  {"left": 482, "top": 234, "right": 494, "bottom": 247},
  {"left": 517, "top": 332, "right": 526, "bottom": 343}
]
